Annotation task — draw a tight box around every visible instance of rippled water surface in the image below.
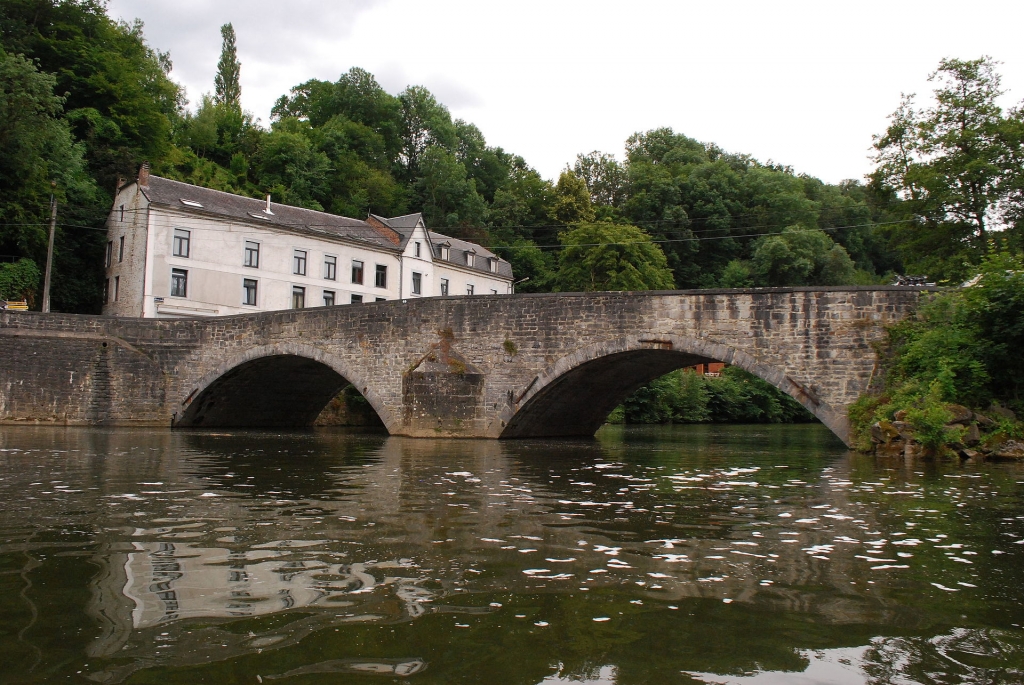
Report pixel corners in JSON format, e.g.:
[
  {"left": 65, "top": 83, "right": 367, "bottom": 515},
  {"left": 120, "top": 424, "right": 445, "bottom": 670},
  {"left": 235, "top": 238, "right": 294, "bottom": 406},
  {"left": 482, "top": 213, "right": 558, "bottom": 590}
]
[{"left": 2, "top": 424, "right": 1024, "bottom": 684}]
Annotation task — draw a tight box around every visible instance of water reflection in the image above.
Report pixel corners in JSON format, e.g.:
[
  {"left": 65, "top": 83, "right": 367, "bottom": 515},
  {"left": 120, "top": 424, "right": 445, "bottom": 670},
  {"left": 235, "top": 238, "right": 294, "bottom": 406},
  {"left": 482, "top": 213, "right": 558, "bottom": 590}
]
[{"left": 1, "top": 425, "right": 1023, "bottom": 683}]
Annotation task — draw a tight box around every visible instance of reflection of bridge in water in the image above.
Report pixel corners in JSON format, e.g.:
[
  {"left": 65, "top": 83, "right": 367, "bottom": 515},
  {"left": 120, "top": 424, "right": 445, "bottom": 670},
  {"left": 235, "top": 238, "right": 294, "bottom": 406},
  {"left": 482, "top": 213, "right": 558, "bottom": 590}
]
[
  {"left": 20, "top": 426, "right": 945, "bottom": 682},
  {"left": 1, "top": 287, "right": 930, "bottom": 444}
]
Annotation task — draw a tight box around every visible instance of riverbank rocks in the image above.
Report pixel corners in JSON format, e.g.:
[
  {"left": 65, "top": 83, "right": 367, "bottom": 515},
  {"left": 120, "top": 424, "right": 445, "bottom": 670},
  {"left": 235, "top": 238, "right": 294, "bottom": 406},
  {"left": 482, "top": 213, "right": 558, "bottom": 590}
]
[
  {"left": 870, "top": 420, "right": 901, "bottom": 444},
  {"left": 991, "top": 440, "right": 1024, "bottom": 459},
  {"left": 988, "top": 403, "right": 1017, "bottom": 421},
  {"left": 867, "top": 404, "right": 1019, "bottom": 461},
  {"left": 946, "top": 404, "right": 974, "bottom": 425}
]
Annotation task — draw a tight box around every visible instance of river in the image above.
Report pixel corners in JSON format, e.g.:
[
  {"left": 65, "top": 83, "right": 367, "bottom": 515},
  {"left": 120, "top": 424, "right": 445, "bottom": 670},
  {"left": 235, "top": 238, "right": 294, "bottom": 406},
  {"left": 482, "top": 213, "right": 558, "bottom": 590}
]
[{"left": 1, "top": 424, "right": 1022, "bottom": 684}]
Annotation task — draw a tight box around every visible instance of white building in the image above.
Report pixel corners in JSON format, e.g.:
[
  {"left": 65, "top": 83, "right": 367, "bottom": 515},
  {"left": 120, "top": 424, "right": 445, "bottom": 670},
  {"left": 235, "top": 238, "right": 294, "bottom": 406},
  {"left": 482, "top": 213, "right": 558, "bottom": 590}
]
[{"left": 102, "top": 166, "right": 513, "bottom": 318}]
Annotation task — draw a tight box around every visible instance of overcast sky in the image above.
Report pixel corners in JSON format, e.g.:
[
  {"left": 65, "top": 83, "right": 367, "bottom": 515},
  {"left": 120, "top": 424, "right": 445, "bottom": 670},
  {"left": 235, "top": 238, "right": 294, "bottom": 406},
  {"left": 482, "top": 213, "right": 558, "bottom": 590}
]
[{"left": 107, "top": 0, "right": 1024, "bottom": 185}]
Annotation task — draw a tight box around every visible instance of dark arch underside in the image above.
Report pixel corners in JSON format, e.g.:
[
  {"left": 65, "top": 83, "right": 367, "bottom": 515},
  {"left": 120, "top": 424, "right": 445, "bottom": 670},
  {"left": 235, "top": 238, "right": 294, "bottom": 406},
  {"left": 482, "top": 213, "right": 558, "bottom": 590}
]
[
  {"left": 501, "top": 350, "right": 720, "bottom": 438},
  {"left": 176, "top": 355, "right": 352, "bottom": 428}
]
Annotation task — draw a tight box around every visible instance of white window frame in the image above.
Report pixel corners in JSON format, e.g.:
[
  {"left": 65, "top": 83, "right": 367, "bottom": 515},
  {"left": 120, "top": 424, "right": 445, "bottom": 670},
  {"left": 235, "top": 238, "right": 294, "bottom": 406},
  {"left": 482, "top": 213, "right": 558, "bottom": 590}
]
[
  {"left": 243, "top": 278, "right": 258, "bottom": 306},
  {"left": 293, "top": 249, "right": 307, "bottom": 276},
  {"left": 170, "top": 268, "right": 188, "bottom": 298},
  {"left": 172, "top": 228, "right": 190, "bottom": 258},
  {"left": 244, "top": 240, "right": 260, "bottom": 268}
]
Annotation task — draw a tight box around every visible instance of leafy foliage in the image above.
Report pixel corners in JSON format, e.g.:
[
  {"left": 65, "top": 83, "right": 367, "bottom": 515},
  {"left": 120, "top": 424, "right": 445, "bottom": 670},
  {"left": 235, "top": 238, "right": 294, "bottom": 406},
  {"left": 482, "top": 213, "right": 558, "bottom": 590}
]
[
  {"left": 850, "top": 251, "right": 1024, "bottom": 445},
  {"left": 750, "top": 226, "right": 858, "bottom": 287},
  {"left": 214, "top": 23, "right": 241, "bottom": 109},
  {"left": 871, "top": 57, "right": 1024, "bottom": 282},
  {"left": 0, "top": 257, "right": 41, "bottom": 302},
  {"left": 618, "top": 367, "right": 815, "bottom": 425},
  {"left": 553, "top": 222, "right": 674, "bottom": 292}
]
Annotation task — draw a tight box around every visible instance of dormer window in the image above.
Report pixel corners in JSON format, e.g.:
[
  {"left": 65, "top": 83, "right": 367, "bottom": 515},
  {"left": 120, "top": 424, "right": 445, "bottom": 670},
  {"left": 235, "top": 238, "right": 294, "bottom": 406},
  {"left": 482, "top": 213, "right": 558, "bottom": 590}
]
[
  {"left": 488, "top": 258, "right": 497, "bottom": 273},
  {"left": 465, "top": 250, "right": 475, "bottom": 266},
  {"left": 439, "top": 243, "right": 450, "bottom": 261}
]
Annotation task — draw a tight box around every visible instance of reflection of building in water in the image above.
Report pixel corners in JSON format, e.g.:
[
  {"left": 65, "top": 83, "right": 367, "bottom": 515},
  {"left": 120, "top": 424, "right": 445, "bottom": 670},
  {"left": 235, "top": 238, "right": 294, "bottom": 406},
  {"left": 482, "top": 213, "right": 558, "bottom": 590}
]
[{"left": 124, "top": 541, "right": 425, "bottom": 628}]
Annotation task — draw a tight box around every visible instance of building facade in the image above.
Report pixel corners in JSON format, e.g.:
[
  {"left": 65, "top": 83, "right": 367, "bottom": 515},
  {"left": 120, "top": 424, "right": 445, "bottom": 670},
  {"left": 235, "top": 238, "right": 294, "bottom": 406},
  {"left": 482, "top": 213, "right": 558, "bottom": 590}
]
[{"left": 102, "top": 166, "right": 513, "bottom": 318}]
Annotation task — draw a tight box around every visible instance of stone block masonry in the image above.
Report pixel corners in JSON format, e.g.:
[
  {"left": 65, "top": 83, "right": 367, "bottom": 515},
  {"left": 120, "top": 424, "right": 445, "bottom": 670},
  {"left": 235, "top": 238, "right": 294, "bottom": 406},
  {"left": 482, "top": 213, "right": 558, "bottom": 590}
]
[{"left": 0, "top": 287, "right": 931, "bottom": 445}]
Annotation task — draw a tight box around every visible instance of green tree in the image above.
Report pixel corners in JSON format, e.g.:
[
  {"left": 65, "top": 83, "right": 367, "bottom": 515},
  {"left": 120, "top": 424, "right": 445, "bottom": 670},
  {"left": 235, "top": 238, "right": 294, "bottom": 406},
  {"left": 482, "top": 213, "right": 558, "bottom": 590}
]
[
  {"left": 258, "top": 118, "right": 331, "bottom": 210},
  {"left": 417, "top": 145, "right": 487, "bottom": 229},
  {"left": 0, "top": 48, "right": 98, "bottom": 309},
  {"left": 573, "top": 151, "right": 626, "bottom": 207},
  {"left": 1, "top": 2, "right": 183, "bottom": 190},
  {"left": 872, "top": 57, "right": 1022, "bottom": 281},
  {"left": 750, "top": 226, "right": 857, "bottom": 286},
  {"left": 549, "top": 170, "right": 595, "bottom": 225},
  {"left": 213, "top": 23, "right": 241, "bottom": 109},
  {"left": 397, "top": 85, "right": 456, "bottom": 181},
  {"left": 0, "top": 258, "right": 41, "bottom": 304},
  {"left": 553, "top": 222, "right": 674, "bottom": 291}
]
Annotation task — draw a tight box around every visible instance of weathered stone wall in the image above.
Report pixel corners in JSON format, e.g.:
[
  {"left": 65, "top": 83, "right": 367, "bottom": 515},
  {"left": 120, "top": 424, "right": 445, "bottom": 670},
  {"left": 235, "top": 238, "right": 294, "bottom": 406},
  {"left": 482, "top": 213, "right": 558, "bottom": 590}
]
[{"left": 0, "top": 288, "right": 929, "bottom": 443}]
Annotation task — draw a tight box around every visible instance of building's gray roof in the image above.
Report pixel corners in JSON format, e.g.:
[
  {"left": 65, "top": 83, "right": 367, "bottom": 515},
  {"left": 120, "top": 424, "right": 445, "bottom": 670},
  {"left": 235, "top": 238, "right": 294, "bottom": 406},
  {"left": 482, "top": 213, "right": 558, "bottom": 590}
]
[
  {"left": 370, "top": 212, "right": 513, "bottom": 280},
  {"left": 143, "top": 176, "right": 401, "bottom": 250}
]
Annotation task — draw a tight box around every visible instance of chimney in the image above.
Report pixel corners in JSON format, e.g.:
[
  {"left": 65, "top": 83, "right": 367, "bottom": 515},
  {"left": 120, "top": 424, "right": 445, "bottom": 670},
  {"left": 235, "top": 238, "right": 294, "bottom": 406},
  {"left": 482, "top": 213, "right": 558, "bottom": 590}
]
[
  {"left": 264, "top": 194, "right": 274, "bottom": 215},
  {"left": 115, "top": 177, "right": 126, "bottom": 193},
  {"left": 138, "top": 162, "right": 150, "bottom": 187}
]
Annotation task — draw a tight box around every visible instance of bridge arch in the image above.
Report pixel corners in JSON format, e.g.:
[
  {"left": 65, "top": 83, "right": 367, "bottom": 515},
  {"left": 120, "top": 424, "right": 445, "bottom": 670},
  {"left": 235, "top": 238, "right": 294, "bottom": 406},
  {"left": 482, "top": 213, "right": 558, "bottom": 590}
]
[
  {"left": 175, "top": 343, "right": 398, "bottom": 431},
  {"left": 500, "top": 335, "right": 850, "bottom": 445}
]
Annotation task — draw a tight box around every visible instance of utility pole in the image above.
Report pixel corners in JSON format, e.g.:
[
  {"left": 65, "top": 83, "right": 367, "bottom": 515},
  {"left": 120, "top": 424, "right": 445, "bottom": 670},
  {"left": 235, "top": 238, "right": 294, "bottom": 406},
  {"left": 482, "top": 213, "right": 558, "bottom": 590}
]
[{"left": 42, "top": 182, "right": 57, "bottom": 313}]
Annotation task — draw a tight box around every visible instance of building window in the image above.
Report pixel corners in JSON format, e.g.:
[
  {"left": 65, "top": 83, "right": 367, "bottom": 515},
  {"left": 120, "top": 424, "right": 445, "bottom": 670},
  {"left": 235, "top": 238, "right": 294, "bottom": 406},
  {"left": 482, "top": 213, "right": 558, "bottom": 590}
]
[
  {"left": 351, "top": 260, "right": 364, "bottom": 284},
  {"left": 376, "top": 297, "right": 386, "bottom": 302},
  {"left": 170, "top": 268, "right": 187, "bottom": 297},
  {"left": 172, "top": 229, "right": 190, "bottom": 258},
  {"left": 374, "top": 264, "right": 387, "bottom": 288},
  {"left": 411, "top": 271, "right": 422, "bottom": 295},
  {"left": 440, "top": 245, "right": 450, "bottom": 260},
  {"left": 467, "top": 284, "right": 474, "bottom": 295},
  {"left": 324, "top": 255, "right": 337, "bottom": 280},
  {"left": 465, "top": 251, "right": 473, "bottom": 266},
  {"left": 114, "top": 276, "right": 120, "bottom": 301},
  {"left": 103, "top": 278, "right": 109, "bottom": 302},
  {"left": 323, "top": 290, "right": 335, "bottom": 306},
  {"left": 440, "top": 278, "right": 449, "bottom": 296},
  {"left": 118, "top": 236, "right": 125, "bottom": 262},
  {"left": 292, "top": 286, "right": 305, "bottom": 309},
  {"left": 415, "top": 242, "right": 421, "bottom": 258},
  {"left": 243, "top": 278, "right": 257, "bottom": 306},
  {"left": 488, "top": 258, "right": 497, "bottom": 273},
  {"left": 244, "top": 241, "right": 260, "bottom": 268},
  {"left": 293, "top": 250, "right": 307, "bottom": 276},
  {"left": 351, "top": 294, "right": 363, "bottom": 304},
  {"left": 105, "top": 241, "right": 112, "bottom": 268},
  {"left": 119, "top": 205, "right": 124, "bottom": 222}
]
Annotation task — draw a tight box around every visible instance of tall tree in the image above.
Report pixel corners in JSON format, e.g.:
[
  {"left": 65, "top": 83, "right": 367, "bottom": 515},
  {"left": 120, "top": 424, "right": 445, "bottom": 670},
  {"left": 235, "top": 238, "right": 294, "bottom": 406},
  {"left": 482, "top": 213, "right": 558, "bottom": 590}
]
[
  {"left": 872, "top": 57, "right": 1023, "bottom": 280},
  {"left": 549, "top": 170, "right": 595, "bottom": 225},
  {"left": 214, "top": 23, "right": 241, "bottom": 109},
  {"left": 750, "top": 226, "right": 857, "bottom": 287},
  {"left": 553, "top": 222, "right": 674, "bottom": 292}
]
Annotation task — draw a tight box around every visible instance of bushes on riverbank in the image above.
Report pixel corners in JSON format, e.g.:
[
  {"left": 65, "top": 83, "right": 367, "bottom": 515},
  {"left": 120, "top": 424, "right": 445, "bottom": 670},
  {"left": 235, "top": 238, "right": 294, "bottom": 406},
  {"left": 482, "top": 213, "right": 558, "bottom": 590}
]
[
  {"left": 609, "top": 366, "right": 815, "bottom": 425},
  {"left": 850, "top": 251, "right": 1024, "bottom": 457}
]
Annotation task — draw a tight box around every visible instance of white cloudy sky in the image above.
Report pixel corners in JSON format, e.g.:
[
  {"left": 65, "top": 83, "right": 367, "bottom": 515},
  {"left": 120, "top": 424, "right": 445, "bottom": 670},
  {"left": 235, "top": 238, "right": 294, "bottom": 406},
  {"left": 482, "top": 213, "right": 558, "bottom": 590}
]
[{"left": 107, "top": 0, "right": 1024, "bottom": 184}]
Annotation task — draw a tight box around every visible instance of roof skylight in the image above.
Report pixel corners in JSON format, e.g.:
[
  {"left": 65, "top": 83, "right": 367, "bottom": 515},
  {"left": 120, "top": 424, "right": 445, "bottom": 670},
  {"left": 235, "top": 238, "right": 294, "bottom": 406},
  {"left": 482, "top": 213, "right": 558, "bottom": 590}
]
[
  {"left": 180, "top": 198, "right": 203, "bottom": 208},
  {"left": 247, "top": 212, "right": 272, "bottom": 221}
]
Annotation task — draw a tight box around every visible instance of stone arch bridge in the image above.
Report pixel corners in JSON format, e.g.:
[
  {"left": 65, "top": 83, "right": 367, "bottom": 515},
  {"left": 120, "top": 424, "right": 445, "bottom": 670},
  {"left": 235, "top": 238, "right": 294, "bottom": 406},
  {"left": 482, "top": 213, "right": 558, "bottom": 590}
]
[{"left": 0, "top": 288, "right": 930, "bottom": 445}]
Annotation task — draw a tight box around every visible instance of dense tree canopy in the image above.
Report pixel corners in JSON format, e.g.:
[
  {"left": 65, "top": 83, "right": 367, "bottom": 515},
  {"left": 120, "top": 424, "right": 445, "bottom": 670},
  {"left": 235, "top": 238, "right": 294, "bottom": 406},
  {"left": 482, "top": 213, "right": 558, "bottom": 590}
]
[{"left": 871, "top": 57, "right": 1024, "bottom": 282}]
